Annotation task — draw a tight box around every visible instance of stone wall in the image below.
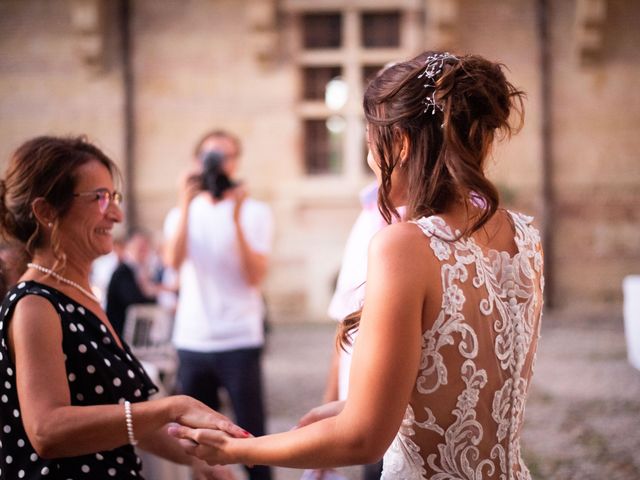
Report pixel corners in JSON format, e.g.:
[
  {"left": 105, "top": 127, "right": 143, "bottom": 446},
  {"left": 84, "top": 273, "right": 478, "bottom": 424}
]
[{"left": 1, "top": 0, "right": 638, "bottom": 319}]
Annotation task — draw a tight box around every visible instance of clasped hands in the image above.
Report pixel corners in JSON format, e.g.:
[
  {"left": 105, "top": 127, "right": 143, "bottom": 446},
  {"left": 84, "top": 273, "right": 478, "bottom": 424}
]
[
  {"left": 168, "top": 400, "right": 346, "bottom": 467},
  {"left": 169, "top": 422, "right": 242, "bottom": 466}
]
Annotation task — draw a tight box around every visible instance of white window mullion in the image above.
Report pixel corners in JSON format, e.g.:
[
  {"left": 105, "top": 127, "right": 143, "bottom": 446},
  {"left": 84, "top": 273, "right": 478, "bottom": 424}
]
[{"left": 343, "top": 8, "right": 363, "bottom": 183}]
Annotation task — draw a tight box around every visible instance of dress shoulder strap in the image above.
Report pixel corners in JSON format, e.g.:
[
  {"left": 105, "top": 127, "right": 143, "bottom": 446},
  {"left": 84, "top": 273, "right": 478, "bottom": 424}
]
[
  {"left": 410, "top": 215, "right": 457, "bottom": 241},
  {"left": 507, "top": 210, "right": 542, "bottom": 254},
  {"left": 410, "top": 215, "right": 459, "bottom": 262},
  {"left": 1, "top": 280, "right": 65, "bottom": 319}
]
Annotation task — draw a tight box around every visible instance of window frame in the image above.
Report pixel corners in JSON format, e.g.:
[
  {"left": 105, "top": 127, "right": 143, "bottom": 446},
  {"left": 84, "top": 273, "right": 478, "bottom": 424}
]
[{"left": 286, "top": 1, "right": 425, "bottom": 190}]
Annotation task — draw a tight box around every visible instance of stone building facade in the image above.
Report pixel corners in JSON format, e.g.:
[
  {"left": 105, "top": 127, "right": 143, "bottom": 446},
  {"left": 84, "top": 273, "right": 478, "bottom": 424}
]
[{"left": 1, "top": 0, "right": 638, "bottom": 321}]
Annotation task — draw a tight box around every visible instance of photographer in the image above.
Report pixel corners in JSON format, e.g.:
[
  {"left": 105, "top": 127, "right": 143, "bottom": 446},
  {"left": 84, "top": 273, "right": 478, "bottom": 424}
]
[{"left": 164, "top": 130, "right": 273, "bottom": 480}]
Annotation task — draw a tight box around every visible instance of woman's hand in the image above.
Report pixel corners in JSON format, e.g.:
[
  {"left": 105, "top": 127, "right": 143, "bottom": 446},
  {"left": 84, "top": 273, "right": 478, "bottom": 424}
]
[
  {"left": 168, "top": 425, "right": 237, "bottom": 466},
  {"left": 172, "top": 395, "right": 249, "bottom": 439},
  {"left": 297, "top": 401, "right": 346, "bottom": 428}
]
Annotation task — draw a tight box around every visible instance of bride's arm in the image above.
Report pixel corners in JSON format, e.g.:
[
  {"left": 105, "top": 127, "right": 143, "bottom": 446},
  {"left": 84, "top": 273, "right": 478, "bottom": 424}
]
[{"left": 171, "top": 223, "right": 428, "bottom": 469}]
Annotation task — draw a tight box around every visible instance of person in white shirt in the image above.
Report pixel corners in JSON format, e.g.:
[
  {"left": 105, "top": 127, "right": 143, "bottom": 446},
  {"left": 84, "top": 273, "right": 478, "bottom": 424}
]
[
  {"left": 164, "top": 130, "right": 274, "bottom": 480},
  {"left": 314, "top": 182, "right": 397, "bottom": 480}
]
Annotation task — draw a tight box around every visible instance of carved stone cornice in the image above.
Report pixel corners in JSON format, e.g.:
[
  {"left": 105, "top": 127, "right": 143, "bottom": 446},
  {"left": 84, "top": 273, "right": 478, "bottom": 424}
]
[
  {"left": 246, "top": 0, "right": 279, "bottom": 68},
  {"left": 574, "top": 0, "right": 607, "bottom": 66},
  {"left": 69, "top": 0, "right": 107, "bottom": 72},
  {"left": 425, "top": 0, "right": 459, "bottom": 51}
]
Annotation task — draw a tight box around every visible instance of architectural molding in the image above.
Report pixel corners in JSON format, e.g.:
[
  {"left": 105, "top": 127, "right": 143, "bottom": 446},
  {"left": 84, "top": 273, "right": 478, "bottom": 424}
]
[
  {"left": 425, "top": 0, "right": 459, "bottom": 51},
  {"left": 282, "top": 0, "right": 423, "bottom": 11},
  {"left": 69, "top": 0, "right": 107, "bottom": 72},
  {"left": 574, "top": 0, "right": 607, "bottom": 66},
  {"left": 246, "top": 0, "right": 279, "bottom": 68}
]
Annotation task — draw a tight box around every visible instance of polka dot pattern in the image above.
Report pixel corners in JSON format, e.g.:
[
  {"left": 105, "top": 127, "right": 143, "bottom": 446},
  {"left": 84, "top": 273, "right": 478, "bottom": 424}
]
[{"left": 0, "top": 281, "right": 158, "bottom": 479}]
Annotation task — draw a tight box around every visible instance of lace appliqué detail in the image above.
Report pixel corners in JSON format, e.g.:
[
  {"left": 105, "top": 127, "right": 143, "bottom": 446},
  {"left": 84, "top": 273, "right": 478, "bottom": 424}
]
[
  {"left": 382, "top": 405, "right": 427, "bottom": 479},
  {"left": 426, "top": 361, "right": 500, "bottom": 480},
  {"left": 382, "top": 212, "right": 543, "bottom": 480}
]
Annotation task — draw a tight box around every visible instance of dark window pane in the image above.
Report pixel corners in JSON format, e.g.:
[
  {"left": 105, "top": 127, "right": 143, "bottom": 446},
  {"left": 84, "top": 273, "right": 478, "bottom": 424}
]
[
  {"left": 302, "top": 13, "right": 342, "bottom": 49},
  {"left": 362, "top": 64, "right": 386, "bottom": 90},
  {"left": 303, "top": 66, "right": 342, "bottom": 100},
  {"left": 361, "top": 12, "right": 401, "bottom": 48},
  {"left": 304, "top": 118, "right": 344, "bottom": 174}
]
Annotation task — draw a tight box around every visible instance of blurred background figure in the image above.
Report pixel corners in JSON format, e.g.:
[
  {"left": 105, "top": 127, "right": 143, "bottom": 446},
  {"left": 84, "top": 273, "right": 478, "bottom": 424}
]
[
  {"left": 0, "top": 240, "right": 28, "bottom": 299},
  {"left": 91, "top": 231, "right": 126, "bottom": 306},
  {"left": 312, "top": 182, "right": 386, "bottom": 480},
  {"left": 164, "top": 129, "right": 274, "bottom": 480},
  {"left": 106, "top": 228, "right": 162, "bottom": 336}
]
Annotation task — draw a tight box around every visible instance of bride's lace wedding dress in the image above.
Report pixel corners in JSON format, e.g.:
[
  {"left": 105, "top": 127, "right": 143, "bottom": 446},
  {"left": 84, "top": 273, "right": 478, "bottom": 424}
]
[{"left": 381, "top": 211, "right": 544, "bottom": 480}]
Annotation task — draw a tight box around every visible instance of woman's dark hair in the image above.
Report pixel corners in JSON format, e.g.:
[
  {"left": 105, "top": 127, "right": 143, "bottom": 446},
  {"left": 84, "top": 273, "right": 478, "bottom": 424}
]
[
  {"left": 0, "top": 136, "right": 120, "bottom": 264},
  {"left": 339, "top": 51, "right": 525, "bottom": 349}
]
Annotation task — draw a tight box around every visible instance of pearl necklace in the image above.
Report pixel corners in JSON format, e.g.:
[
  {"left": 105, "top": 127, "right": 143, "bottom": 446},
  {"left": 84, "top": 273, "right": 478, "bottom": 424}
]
[{"left": 27, "top": 263, "right": 100, "bottom": 303}]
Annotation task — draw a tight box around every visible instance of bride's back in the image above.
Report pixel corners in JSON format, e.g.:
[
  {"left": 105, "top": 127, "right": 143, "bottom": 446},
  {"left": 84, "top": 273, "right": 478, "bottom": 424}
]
[
  {"left": 359, "top": 52, "right": 543, "bottom": 478},
  {"left": 381, "top": 208, "right": 543, "bottom": 479}
]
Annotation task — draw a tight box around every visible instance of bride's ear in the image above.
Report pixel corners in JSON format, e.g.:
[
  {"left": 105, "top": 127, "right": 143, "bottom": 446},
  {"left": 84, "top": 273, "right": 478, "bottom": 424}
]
[{"left": 398, "top": 132, "right": 411, "bottom": 167}]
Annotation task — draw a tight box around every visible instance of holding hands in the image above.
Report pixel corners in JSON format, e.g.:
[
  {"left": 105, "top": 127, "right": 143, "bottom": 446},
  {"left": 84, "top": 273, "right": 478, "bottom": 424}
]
[
  {"left": 168, "top": 399, "right": 345, "bottom": 469},
  {"left": 169, "top": 424, "right": 238, "bottom": 466}
]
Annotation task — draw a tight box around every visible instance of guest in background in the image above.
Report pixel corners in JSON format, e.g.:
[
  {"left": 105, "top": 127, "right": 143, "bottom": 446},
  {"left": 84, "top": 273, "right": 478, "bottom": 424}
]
[
  {"left": 0, "top": 240, "right": 28, "bottom": 298},
  {"left": 106, "top": 228, "right": 161, "bottom": 336},
  {"left": 90, "top": 231, "right": 126, "bottom": 306},
  {"left": 164, "top": 129, "right": 274, "bottom": 480}
]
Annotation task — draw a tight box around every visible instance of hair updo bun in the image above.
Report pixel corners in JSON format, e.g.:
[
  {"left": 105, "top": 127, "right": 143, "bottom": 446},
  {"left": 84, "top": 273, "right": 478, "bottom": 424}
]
[{"left": 363, "top": 51, "right": 525, "bottom": 234}]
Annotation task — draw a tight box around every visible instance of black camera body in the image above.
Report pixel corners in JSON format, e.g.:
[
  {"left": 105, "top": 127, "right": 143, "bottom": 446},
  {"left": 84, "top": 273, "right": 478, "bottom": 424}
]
[{"left": 199, "top": 150, "right": 237, "bottom": 200}]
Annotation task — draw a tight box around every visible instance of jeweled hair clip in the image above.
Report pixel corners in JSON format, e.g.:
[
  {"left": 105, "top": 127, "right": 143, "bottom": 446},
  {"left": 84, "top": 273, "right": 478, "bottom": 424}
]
[{"left": 418, "top": 52, "right": 458, "bottom": 115}]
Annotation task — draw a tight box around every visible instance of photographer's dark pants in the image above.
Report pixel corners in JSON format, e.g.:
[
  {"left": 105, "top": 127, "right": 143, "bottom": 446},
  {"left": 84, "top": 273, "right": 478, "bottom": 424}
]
[{"left": 177, "top": 347, "right": 272, "bottom": 480}]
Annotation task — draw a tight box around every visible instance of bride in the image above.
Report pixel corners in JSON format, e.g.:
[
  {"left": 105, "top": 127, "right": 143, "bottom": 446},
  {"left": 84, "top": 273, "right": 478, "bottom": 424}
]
[{"left": 169, "top": 51, "right": 544, "bottom": 480}]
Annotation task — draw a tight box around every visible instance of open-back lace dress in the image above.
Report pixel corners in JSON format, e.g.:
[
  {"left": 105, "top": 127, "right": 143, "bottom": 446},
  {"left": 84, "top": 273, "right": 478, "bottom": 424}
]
[{"left": 381, "top": 211, "right": 544, "bottom": 480}]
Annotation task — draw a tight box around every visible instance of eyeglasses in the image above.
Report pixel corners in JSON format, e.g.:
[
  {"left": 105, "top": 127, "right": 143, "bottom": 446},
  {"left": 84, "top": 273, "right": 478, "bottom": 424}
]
[{"left": 73, "top": 189, "right": 123, "bottom": 214}]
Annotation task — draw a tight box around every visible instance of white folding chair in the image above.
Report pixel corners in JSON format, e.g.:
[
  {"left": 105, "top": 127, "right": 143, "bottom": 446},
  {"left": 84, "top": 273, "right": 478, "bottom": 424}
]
[{"left": 123, "top": 304, "right": 178, "bottom": 393}]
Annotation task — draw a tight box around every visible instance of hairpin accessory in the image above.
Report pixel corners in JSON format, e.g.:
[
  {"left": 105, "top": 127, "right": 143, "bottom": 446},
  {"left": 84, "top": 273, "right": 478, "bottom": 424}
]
[{"left": 418, "top": 52, "right": 458, "bottom": 115}]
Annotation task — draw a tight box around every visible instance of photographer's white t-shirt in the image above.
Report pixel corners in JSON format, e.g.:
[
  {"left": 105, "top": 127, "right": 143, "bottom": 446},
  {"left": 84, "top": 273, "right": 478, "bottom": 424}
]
[{"left": 163, "top": 194, "right": 273, "bottom": 352}]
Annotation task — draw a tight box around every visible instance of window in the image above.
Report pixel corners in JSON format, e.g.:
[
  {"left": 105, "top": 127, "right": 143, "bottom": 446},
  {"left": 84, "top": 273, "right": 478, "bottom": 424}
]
[
  {"left": 303, "top": 66, "right": 342, "bottom": 100},
  {"left": 302, "top": 13, "right": 342, "bottom": 49},
  {"left": 292, "top": 3, "right": 425, "bottom": 178},
  {"left": 304, "top": 119, "right": 344, "bottom": 174},
  {"left": 362, "top": 12, "right": 401, "bottom": 48},
  {"left": 362, "top": 64, "right": 387, "bottom": 89}
]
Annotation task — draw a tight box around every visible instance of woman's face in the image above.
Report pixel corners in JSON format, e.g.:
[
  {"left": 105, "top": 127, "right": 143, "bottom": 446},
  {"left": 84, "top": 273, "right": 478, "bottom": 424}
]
[{"left": 56, "top": 159, "right": 123, "bottom": 264}]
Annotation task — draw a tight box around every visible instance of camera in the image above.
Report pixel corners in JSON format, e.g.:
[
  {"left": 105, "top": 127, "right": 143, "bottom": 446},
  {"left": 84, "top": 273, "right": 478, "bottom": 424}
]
[{"left": 199, "top": 150, "right": 237, "bottom": 199}]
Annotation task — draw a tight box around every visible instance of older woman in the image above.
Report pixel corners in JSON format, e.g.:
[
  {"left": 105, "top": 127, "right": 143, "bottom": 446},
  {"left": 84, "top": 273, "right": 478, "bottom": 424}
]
[{"left": 0, "top": 136, "right": 244, "bottom": 479}]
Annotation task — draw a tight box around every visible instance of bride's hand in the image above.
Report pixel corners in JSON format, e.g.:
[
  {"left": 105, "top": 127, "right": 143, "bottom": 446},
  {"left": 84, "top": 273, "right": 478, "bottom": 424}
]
[
  {"left": 168, "top": 425, "right": 238, "bottom": 466},
  {"left": 297, "top": 400, "right": 345, "bottom": 428}
]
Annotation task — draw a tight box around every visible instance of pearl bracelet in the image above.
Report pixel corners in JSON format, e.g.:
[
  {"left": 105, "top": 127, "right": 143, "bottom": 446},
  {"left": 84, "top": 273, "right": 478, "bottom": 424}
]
[{"left": 124, "top": 400, "right": 138, "bottom": 446}]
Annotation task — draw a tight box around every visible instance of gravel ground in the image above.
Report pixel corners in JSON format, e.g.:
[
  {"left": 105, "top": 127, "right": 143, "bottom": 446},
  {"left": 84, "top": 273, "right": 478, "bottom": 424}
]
[{"left": 236, "top": 311, "right": 640, "bottom": 480}]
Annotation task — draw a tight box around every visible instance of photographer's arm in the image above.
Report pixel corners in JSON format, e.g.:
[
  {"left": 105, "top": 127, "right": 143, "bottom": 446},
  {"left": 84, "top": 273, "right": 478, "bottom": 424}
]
[
  {"left": 164, "top": 173, "right": 200, "bottom": 270},
  {"left": 233, "top": 190, "right": 268, "bottom": 286},
  {"left": 164, "top": 207, "right": 189, "bottom": 270}
]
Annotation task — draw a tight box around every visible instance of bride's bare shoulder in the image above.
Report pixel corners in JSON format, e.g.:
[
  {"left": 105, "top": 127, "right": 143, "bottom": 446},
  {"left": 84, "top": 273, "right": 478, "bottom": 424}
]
[{"left": 368, "top": 222, "right": 435, "bottom": 265}]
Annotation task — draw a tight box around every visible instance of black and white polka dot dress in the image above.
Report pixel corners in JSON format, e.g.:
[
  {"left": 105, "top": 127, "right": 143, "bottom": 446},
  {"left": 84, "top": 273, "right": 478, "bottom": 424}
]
[{"left": 0, "top": 281, "right": 158, "bottom": 479}]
